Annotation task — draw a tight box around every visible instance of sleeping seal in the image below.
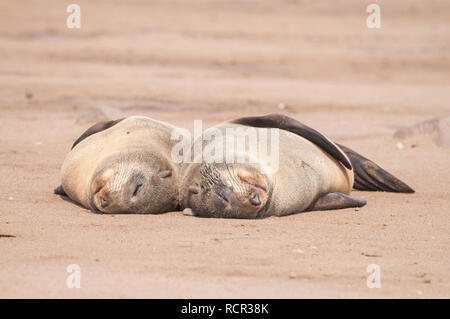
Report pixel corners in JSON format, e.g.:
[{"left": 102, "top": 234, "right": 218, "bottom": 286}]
[
  {"left": 55, "top": 116, "right": 185, "bottom": 214},
  {"left": 180, "top": 114, "right": 414, "bottom": 218}
]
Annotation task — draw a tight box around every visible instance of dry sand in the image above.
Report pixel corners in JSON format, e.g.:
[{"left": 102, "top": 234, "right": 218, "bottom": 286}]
[{"left": 0, "top": 0, "right": 449, "bottom": 298}]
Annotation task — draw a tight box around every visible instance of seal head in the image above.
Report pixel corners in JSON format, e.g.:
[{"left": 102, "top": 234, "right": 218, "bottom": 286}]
[
  {"left": 182, "top": 163, "right": 272, "bottom": 218},
  {"left": 88, "top": 153, "right": 175, "bottom": 214},
  {"left": 56, "top": 116, "right": 183, "bottom": 214}
]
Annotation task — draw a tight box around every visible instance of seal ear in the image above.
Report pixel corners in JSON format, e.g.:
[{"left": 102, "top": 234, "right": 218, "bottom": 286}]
[
  {"left": 71, "top": 118, "right": 125, "bottom": 149},
  {"left": 231, "top": 114, "right": 352, "bottom": 170},
  {"left": 309, "top": 192, "right": 366, "bottom": 211},
  {"left": 336, "top": 144, "right": 415, "bottom": 193}
]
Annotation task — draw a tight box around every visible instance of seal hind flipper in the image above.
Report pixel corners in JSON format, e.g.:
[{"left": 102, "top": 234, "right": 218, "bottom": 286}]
[
  {"left": 309, "top": 192, "right": 366, "bottom": 211},
  {"left": 337, "top": 144, "right": 415, "bottom": 193},
  {"left": 54, "top": 184, "right": 67, "bottom": 196},
  {"left": 231, "top": 114, "right": 352, "bottom": 169},
  {"left": 71, "top": 118, "right": 125, "bottom": 149}
]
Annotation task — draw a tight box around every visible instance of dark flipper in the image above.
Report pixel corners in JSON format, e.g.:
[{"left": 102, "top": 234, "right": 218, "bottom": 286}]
[
  {"left": 309, "top": 192, "right": 366, "bottom": 211},
  {"left": 54, "top": 184, "right": 67, "bottom": 196},
  {"left": 71, "top": 118, "right": 125, "bottom": 149},
  {"left": 337, "top": 144, "right": 415, "bottom": 193},
  {"left": 231, "top": 114, "right": 352, "bottom": 170}
]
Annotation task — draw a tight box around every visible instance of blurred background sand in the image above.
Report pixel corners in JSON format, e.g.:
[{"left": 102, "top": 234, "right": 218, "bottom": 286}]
[{"left": 0, "top": 0, "right": 449, "bottom": 298}]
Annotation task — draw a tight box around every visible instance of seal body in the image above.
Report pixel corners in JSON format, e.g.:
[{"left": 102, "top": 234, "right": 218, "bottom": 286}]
[
  {"left": 59, "top": 116, "right": 183, "bottom": 214},
  {"left": 180, "top": 114, "right": 413, "bottom": 218},
  {"left": 181, "top": 123, "right": 352, "bottom": 218}
]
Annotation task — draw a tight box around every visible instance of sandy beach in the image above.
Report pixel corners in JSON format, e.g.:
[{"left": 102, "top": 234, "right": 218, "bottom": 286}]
[{"left": 0, "top": 0, "right": 449, "bottom": 298}]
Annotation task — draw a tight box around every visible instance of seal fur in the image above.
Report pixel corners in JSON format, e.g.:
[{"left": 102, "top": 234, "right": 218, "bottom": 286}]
[{"left": 55, "top": 116, "right": 185, "bottom": 214}]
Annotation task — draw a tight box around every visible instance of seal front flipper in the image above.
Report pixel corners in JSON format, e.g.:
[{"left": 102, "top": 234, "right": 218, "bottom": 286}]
[
  {"left": 54, "top": 184, "right": 67, "bottom": 196},
  {"left": 71, "top": 118, "right": 125, "bottom": 149},
  {"left": 309, "top": 193, "right": 366, "bottom": 211},
  {"left": 337, "top": 144, "right": 414, "bottom": 193},
  {"left": 231, "top": 113, "right": 352, "bottom": 169}
]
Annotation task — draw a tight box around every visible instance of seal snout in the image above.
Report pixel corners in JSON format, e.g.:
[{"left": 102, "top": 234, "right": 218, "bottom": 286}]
[{"left": 93, "top": 184, "right": 110, "bottom": 208}]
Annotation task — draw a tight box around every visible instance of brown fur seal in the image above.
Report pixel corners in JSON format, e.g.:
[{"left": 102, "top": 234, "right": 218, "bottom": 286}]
[
  {"left": 55, "top": 116, "right": 185, "bottom": 214},
  {"left": 180, "top": 114, "right": 414, "bottom": 218}
]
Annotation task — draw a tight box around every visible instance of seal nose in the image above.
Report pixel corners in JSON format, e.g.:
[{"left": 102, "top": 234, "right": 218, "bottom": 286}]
[
  {"left": 250, "top": 194, "right": 261, "bottom": 206},
  {"left": 100, "top": 197, "right": 108, "bottom": 208}
]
